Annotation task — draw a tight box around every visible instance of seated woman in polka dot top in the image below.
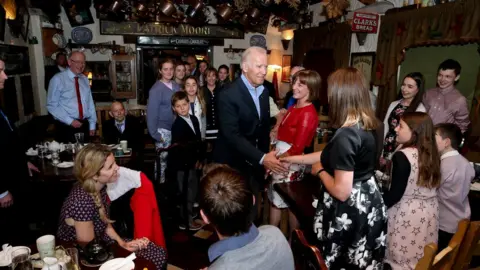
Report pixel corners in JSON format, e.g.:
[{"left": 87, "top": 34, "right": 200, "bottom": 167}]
[{"left": 57, "top": 144, "right": 167, "bottom": 269}]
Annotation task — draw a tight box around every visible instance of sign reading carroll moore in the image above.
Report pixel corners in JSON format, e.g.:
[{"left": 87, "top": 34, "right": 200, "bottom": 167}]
[{"left": 100, "top": 20, "right": 244, "bottom": 39}]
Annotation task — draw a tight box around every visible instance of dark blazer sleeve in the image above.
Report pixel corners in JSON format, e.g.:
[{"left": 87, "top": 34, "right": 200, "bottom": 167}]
[
  {"left": 0, "top": 132, "right": 10, "bottom": 194},
  {"left": 217, "top": 88, "right": 265, "bottom": 165},
  {"left": 0, "top": 119, "right": 28, "bottom": 194}
]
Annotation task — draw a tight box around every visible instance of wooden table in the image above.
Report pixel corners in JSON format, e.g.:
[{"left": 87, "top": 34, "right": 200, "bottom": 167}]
[{"left": 274, "top": 175, "right": 321, "bottom": 230}]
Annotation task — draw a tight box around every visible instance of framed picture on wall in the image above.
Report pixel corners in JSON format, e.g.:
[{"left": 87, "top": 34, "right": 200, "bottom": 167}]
[
  {"left": 229, "top": 64, "right": 241, "bottom": 81},
  {"left": 281, "top": 55, "right": 292, "bottom": 83},
  {"left": 63, "top": 3, "right": 94, "bottom": 27},
  {"left": 350, "top": 52, "right": 376, "bottom": 84}
]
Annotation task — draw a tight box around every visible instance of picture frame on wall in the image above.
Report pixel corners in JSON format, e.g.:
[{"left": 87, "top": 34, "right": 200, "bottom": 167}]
[
  {"left": 63, "top": 3, "right": 94, "bottom": 27},
  {"left": 281, "top": 55, "right": 292, "bottom": 83},
  {"left": 350, "top": 52, "right": 376, "bottom": 84},
  {"left": 229, "top": 64, "right": 241, "bottom": 81}
]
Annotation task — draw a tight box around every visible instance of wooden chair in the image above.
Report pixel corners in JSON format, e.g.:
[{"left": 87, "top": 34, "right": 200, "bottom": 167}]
[
  {"left": 126, "top": 104, "right": 154, "bottom": 150},
  {"left": 415, "top": 219, "right": 470, "bottom": 270},
  {"left": 95, "top": 105, "right": 111, "bottom": 137},
  {"left": 415, "top": 244, "right": 438, "bottom": 270},
  {"left": 126, "top": 104, "right": 147, "bottom": 118},
  {"left": 453, "top": 221, "right": 480, "bottom": 270},
  {"left": 290, "top": 229, "right": 328, "bottom": 270}
]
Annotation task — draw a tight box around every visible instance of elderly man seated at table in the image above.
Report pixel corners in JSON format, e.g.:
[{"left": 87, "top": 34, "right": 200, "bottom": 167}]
[
  {"left": 102, "top": 101, "right": 144, "bottom": 151},
  {"left": 57, "top": 144, "right": 166, "bottom": 269},
  {"left": 199, "top": 165, "right": 294, "bottom": 270}
]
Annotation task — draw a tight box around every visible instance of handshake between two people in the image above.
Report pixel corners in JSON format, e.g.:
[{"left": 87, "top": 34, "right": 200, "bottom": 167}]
[{"left": 263, "top": 149, "right": 293, "bottom": 175}]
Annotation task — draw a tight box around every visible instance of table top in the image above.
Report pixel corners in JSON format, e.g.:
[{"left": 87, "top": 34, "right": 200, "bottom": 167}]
[
  {"left": 274, "top": 175, "right": 321, "bottom": 229},
  {"left": 29, "top": 151, "right": 136, "bottom": 182},
  {"left": 30, "top": 242, "right": 154, "bottom": 270}
]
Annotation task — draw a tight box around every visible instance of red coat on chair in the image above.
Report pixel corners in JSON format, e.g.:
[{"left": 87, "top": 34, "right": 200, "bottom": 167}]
[{"left": 130, "top": 173, "right": 166, "bottom": 248}]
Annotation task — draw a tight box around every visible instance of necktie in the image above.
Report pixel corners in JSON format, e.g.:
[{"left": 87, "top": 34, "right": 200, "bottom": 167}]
[
  {"left": 116, "top": 123, "right": 123, "bottom": 133},
  {"left": 0, "top": 109, "right": 12, "bottom": 131},
  {"left": 75, "top": 76, "right": 84, "bottom": 119}
]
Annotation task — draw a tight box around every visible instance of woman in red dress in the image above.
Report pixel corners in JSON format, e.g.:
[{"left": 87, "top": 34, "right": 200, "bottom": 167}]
[{"left": 268, "top": 70, "right": 320, "bottom": 231}]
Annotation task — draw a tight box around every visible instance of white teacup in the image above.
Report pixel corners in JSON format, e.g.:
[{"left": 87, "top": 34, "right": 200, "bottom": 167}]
[
  {"left": 120, "top": 140, "right": 128, "bottom": 151},
  {"left": 36, "top": 235, "right": 55, "bottom": 259}
]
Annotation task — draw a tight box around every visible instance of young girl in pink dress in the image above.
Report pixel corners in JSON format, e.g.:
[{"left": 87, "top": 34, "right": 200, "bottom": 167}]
[{"left": 383, "top": 112, "right": 441, "bottom": 270}]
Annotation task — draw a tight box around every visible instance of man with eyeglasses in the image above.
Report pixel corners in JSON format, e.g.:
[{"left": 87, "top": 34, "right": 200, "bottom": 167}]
[{"left": 47, "top": 51, "right": 97, "bottom": 143}]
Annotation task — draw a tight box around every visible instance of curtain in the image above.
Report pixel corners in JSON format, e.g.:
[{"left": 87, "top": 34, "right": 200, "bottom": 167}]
[{"left": 374, "top": 0, "right": 480, "bottom": 120}]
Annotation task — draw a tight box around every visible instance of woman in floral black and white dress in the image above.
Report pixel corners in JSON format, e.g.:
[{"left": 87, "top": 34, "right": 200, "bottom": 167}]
[{"left": 283, "top": 68, "right": 387, "bottom": 269}]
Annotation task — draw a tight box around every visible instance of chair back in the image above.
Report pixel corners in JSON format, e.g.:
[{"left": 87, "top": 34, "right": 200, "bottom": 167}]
[
  {"left": 435, "top": 219, "right": 469, "bottom": 270},
  {"left": 415, "top": 219, "right": 469, "bottom": 270},
  {"left": 453, "top": 221, "right": 480, "bottom": 270},
  {"left": 415, "top": 244, "right": 437, "bottom": 270},
  {"left": 290, "top": 229, "right": 328, "bottom": 270},
  {"left": 95, "top": 105, "right": 111, "bottom": 137},
  {"left": 126, "top": 104, "right": 147, "bottom": 118}
]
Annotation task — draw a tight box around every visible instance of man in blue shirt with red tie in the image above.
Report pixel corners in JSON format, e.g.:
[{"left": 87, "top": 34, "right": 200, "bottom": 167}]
[{"left": 47, "top": 51, "right": 97, "bottom": 143}]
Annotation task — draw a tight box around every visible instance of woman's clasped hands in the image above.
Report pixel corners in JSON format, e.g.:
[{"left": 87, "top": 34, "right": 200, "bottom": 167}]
[{"left": 122, "top": 237, "right": 150, "bottom": 252}]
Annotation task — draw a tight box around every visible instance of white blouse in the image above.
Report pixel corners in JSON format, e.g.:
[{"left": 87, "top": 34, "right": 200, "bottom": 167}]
[{"left": 189, "top": 96, "right": 206, "bottom": 139}]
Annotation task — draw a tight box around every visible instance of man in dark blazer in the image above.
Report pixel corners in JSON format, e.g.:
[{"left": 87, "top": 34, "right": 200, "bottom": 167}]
[
  {"left": 103, "top": 101, "right": 144, "bottom": 152},
  {"left": 44, "top": 52, "right": 67, "bottom": 92},
  {"left": 214, "top": 47, "right": 287, "bottom": 209},
  {"left": 0, "top": 59, "right": 38, "bottom": 244}
]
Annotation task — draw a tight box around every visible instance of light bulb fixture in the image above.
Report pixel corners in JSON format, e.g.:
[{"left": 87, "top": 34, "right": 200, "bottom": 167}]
[
  {"left": 281, "top": 39, "right": 291, "bottom": 50},
  {"left": 281, "top": 29, "right": 294, "bottom": 50}
]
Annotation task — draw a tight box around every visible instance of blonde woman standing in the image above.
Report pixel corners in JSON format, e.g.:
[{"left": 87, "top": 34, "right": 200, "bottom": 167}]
[{"left": 57, "top": 144, "right": 167, "bottom": 269}]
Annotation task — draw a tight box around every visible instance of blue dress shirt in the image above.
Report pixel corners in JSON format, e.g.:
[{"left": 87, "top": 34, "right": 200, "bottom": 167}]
[
  {"left": 208, "top": 225, "right": 260, "bottom": 262},
  {"left": 240, "top": 74, "right": 264, "bottom": 118},
  {"left": 47, "top": 69, "right": 97, "bottom": 130},
  {"left": 240, "top": 74, "right": 266, "bottom": 164}
]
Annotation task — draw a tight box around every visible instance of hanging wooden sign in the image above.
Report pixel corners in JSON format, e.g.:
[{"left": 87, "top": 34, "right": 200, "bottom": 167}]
[
  {"left": 100, "top": 20, "right": 244, "bottom": 39},
  {"left": 351, "top": 12, "right": 379, "bottom": 34}
]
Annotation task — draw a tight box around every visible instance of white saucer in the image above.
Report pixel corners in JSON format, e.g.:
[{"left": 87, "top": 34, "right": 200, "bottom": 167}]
[
  {"left": 99, "top": 258, "right": 134, "bottom": 270},
  {"left": 26, "top": 151, "right": 38, "bottom": 156},
  {"left": 56, "top": 162, "right": 74, "bottom": 168}
]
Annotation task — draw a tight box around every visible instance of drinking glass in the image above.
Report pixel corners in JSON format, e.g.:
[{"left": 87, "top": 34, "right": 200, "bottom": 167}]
[
  {"left": 64, "top": 144, "right": 74, "bottom": 161},
  {"left": 10, "top": 248, "right": 32, "bottom": 270},
  {"left": 74, "top": 133, "right": 84, "bottom": 144},
  {"left": 37, "top": 145, "right": 47, "bottom": 159},
  {"left": 51, "top": 150, "right": 60, "bottom": 165},
  {"left": 65, "top": 248, "right": 80, "bottom": 270}
]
